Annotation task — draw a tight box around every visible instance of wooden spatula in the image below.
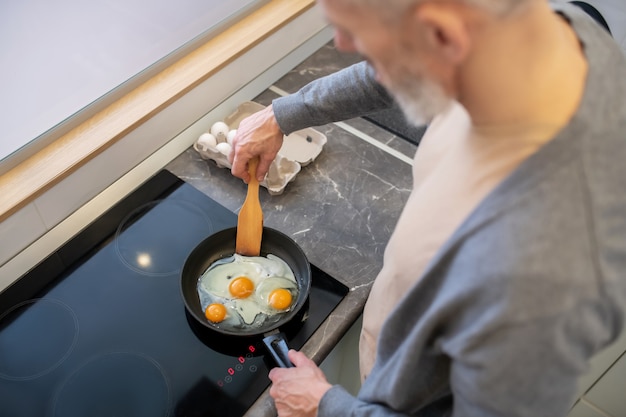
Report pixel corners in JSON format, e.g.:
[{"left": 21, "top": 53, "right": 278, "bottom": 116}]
[{"left": 236, "top": 157, "right": 263, "bottom": 256}]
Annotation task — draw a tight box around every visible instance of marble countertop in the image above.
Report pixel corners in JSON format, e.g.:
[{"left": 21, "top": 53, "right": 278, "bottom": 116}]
[{"left": 166, "top": 41, "right": 418, "bottom": 416}]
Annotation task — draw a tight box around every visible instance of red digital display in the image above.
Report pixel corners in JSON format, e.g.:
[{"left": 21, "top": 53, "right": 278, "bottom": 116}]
[{"left": 216, "top": 344, "right": 260, "bottom": 387}]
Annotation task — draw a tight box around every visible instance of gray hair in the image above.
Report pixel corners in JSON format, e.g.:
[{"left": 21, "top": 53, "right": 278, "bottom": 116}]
[{"left": 336, "top": 0, "right": 528, "bottom": 19}]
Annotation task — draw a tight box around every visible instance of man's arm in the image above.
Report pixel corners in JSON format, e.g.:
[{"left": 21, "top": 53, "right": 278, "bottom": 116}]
[
  {"left": 272, "top": 61, "right": 395, "bottom": 135},
  {"left": 230, "top": 61, "right": 395, "bottom": 181}
]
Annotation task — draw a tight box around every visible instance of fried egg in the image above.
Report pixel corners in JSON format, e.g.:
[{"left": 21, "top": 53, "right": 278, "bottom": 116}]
[{"left": 197, "top": 254, "right": 298, "bottom": 329}]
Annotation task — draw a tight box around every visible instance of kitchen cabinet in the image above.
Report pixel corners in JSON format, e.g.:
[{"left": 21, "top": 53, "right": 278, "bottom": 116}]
[
  {"left": 320, "top": 315, "right": 362, "bottom": 396},
  {"left": 584, "top": 352, "right": 626, "bottom": 417},
  {"left": 569, "top": 401, "right": 610, "bottom": 417},
  {"left": 568, "top": 330, "right": 626, "bottom": 417}
]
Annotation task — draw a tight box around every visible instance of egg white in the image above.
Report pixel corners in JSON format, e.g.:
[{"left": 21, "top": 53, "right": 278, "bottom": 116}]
[{"left": 197, "top": 254, "right": 298, "bottom": 329}]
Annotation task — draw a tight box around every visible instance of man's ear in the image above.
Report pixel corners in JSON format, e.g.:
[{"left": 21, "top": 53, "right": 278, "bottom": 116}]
[{"left": 412, "top": 2, "right": 470, "bottom": 64}]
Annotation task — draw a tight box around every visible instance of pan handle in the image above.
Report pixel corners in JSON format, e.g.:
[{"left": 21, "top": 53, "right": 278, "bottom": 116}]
[{"left": 262, "top": 332, "right": 294, "bottom": 368}]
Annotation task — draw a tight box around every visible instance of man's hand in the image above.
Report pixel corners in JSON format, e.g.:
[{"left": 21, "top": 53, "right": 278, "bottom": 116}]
[
  {"left": 229, "top": 104, "right": 284, "bottom": 183},
  {"left": 269, "top": 350, "right": 333, "bottom": 417}
]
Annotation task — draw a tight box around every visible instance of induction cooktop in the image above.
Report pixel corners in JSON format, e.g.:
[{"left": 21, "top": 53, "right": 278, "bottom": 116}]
[{"left": 0, "top": 169, "right": 348, "bottom": 417}]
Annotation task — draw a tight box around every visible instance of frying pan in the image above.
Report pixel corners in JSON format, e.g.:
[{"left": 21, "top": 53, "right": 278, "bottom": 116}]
[{"left": 180, "top": 227, "right": 311, "bottom": 367}]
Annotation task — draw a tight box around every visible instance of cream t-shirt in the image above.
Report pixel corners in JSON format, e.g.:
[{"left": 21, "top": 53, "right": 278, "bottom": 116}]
[{"left": 359, "top": 101, "right": 555, "bottom": 380}]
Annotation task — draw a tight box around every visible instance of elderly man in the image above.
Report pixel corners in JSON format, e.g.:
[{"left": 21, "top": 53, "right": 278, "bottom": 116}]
[{"left": 228, "top": 0, "right": 626, "bottom": 416}]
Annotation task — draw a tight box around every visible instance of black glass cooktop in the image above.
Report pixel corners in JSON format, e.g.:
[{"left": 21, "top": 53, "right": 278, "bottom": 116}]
[{"left": 0, "top": 169, "right": 348, "bottom": 417}]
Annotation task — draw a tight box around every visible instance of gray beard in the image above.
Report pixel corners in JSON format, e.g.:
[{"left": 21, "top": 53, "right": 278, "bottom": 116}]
[{"left": 388, "top": 75, "right": 451, "bottom": 127}]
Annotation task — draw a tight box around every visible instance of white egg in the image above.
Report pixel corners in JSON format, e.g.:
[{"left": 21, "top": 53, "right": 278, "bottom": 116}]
[
  {"left": 215, "top": 142, "right": 231, "bottom": 156},
  {"left": 226, "top": 129, "right": 237, "bottom": 145},
  {"left": 197, "top": 254, "right": 298, "bottom": 328},
  {"left": 197, "top": 132, "right": 217, "bottom": 149},
  {"left": 210, "top": 121, "right": 230, "bottom": 143}
]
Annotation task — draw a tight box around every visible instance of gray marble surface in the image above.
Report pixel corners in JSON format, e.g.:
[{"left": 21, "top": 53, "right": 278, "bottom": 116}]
[{"left": 166, "top": 41, "right": 417, "bottom": 417}]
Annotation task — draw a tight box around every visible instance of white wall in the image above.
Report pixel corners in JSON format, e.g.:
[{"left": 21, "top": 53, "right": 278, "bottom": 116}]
[{"left": 0, "top": 0, "right": 262, "bottom": 161}]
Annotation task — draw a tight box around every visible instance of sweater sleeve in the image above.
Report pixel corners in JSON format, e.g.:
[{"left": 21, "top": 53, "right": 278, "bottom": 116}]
[
  {"left": 271, "top": 61, "right": 396, "bottom": 135},
  {"left": 318, "top": 385, "right": 413, "bottom": 417}
]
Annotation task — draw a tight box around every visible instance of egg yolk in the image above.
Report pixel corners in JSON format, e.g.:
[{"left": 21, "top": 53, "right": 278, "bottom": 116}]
[
  {"left": 205, "top": 303, "right": 227, "bottom": 323},
  {"left": 229, "top": 276, "right": 254, "bottom": 298},
  {"left": 268, "top": 288, "right": 293, "bottom": 310}
]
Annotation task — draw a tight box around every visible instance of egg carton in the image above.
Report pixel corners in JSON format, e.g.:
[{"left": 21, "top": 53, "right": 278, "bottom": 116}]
[{"left": 194, "top": 101, "right": 327, "bottom": 195}]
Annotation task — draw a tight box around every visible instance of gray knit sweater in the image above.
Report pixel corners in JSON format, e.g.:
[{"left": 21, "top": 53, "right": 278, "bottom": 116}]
[{"left": 274, "top": 3, "right": 626, "bottom": 416}]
